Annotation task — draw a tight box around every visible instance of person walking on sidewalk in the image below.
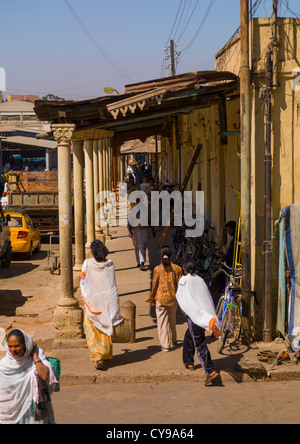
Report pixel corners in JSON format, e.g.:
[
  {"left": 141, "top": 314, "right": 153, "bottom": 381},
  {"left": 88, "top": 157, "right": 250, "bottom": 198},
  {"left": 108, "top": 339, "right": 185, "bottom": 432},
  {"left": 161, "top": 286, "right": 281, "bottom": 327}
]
[
  {"left": 0, "top": 329, "right": 57, "bottom": 424},
  {"left": 176, "top": 259, "right": 220, "bottom": 386},
  {"left": 128, "top": 223, "right": 151, "bottom": 271},
  {"left": 146, "top": 246, "right": 182, "bottom": 352},
  {"left": 80, "top": 240, "right": 123, "bottom": 370}
]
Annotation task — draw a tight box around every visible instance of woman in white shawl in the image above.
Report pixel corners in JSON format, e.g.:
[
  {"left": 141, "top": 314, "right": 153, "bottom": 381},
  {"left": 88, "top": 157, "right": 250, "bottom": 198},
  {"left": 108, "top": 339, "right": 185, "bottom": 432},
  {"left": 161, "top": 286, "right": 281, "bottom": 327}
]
[
  {"left": 80, "top": 240, "right": 123, "bottom": 370},
  {"left": 0, "top": 329, "right": 57, "bottom": 424},
  {"left": 176, "top": 259, "right": 220, "bottom": 386}
]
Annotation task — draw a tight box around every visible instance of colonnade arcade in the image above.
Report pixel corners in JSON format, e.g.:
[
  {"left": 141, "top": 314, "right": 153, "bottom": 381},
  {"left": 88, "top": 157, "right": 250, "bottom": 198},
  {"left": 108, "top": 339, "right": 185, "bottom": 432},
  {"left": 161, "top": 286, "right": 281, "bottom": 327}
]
[{"left": 52, "top": 124, "right": 116, "bottom": 346}]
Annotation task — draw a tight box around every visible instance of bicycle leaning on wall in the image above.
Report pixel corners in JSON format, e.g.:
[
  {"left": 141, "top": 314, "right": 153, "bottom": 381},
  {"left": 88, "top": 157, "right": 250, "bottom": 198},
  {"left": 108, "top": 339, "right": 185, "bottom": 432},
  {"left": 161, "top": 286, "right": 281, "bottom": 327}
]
[{"left": 214, "top": 264, "right": 243, "bottom": 354}]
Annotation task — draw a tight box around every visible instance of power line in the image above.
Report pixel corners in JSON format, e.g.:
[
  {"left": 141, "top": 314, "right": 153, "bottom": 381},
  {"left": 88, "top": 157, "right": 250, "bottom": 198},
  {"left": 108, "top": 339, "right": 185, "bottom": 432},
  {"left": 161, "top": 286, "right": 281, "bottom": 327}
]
[
  {"left": 63, "top": 0, "right": 134, "bottom": 83},
  {"left": 281, "top": 0, "right": 300, "bottom": 17},
  {"left": 160, "top": 0, "right": 184, "bottom": 77},
  {"left": 223, "top": 0, "right": 264, "bottom": 48},
  {"left": 180, "top": 0, "right": 215, "bottom": 58},
  {"left": 164, "top": 0, "right": 184, "bottom": 48},
  {"left": 177, "top": 0, "right": 200, "bottom": 43},
  {"left": 173, "top": 0, "right": 189, "bottom": 42}
]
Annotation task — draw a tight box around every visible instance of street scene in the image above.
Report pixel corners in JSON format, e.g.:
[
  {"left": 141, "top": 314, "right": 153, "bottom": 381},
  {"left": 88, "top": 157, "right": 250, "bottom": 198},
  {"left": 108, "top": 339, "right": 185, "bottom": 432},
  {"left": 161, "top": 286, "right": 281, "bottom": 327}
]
[{"left": 1, "top": 0, "right": 300, "bottom": 426}]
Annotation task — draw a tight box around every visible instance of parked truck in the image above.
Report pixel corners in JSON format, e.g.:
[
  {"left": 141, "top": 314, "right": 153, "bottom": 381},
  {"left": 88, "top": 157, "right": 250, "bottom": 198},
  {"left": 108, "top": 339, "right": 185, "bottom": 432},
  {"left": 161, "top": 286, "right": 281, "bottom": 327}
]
[{"left": 6, "top": 172, "right": 60, "bottom": 235}]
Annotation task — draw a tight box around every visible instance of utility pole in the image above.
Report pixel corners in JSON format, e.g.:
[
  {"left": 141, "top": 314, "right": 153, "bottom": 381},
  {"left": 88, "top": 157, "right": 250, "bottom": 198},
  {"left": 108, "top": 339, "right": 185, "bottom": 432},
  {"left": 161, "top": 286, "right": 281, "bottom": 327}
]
[
  {"left": 170, "top": 40, "right": 176, "bottom": 76},
  {"left": 272, "top": 0, "right": 279, "bottom": 87},
  {"left": 263, "top": 49, "right": 273, "bottom": 343},
  {"left": 262, "top": 0, "right": 277, "bottom": 343},
  {"left": 240, "top": 0, "right": 252, "bottom": 344},
  {"left": 169, "top": 39, "right": 182, "bottom": 186}
]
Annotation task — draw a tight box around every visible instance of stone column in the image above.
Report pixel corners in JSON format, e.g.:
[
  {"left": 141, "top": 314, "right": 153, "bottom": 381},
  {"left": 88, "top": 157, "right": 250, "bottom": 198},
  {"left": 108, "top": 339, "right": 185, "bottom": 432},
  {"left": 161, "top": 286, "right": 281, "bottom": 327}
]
[
  {"left": 102, "top": 139, "right": 110, "bottom": 238},
  {"left": 84, "top": 136, "right": 95, "bottom": 257},
  {"left": 111, "top": 145, "right": 118, "bottom": 194},
  {"left": 72, "top": 138, "right": 85, "bottom": 272},
  {"left": 52, "top": 124, "right": 84, "bottom": 345},
  {"left": 120, "top": 153, "right": 125, "bottom": 183},
  {"left": 97, "top": 138, "right": 106, "bottom": 243},
  {"left": 45, "top": 149, "right": 50, "bottom": 171},
  {"left": 103, "top": 139, "right": 109, "bottom": 193},
  {"left": 93, "top": 138, "right": 101, "bottom": 241}
]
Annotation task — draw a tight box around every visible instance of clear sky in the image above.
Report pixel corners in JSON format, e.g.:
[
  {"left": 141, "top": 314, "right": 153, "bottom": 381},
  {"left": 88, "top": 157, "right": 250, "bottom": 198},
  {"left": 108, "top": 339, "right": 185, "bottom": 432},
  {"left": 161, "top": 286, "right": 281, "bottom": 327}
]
[{"left": 0, "top": 0, "right": 299, "bottom": 101}]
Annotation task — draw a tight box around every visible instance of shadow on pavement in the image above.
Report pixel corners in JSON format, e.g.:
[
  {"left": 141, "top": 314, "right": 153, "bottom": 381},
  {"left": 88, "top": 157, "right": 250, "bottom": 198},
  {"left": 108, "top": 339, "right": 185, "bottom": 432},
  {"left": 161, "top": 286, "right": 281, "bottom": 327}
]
[
  {"left": 0, "top": 290, "right": 29, "bottom": 316},
  {"left": 0, "top": 263, "right": 39, "bottom": 279}
]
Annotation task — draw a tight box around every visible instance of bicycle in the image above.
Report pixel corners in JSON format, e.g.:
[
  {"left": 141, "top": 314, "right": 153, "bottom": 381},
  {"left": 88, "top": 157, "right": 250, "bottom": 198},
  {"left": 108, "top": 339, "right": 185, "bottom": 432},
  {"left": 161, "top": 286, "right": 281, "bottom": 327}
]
[{"left": 214, "top": 266, "right": 242, "bottom": 354}]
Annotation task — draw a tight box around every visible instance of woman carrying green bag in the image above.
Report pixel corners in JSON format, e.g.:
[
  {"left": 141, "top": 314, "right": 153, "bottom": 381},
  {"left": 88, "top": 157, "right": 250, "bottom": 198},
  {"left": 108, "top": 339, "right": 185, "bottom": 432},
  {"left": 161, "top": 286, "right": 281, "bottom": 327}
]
[{"left": 0, "top": 329, "right": 58, "bottom": 424}]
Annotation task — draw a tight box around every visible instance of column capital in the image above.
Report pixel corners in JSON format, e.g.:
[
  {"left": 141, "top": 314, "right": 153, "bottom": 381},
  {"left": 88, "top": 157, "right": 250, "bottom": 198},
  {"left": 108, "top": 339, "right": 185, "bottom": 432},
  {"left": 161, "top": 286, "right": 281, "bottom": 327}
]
[
  {"left": 73, "top": 128, "right": 114, "bottom": 142},
  {"left": 52, "top": 124, "right": 76, "bottom": 145},
  {"left": 94, "top": 129, "right": 114, "bottom": 140}
]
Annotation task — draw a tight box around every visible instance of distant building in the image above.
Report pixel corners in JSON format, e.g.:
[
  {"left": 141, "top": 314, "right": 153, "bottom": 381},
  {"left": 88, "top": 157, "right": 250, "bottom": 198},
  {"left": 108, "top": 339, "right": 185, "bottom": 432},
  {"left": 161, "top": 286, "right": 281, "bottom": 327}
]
[
  {"left": 7, "top": 94, "right": 40, "bottom": 103},
  {"left": 0, "top": 100, "right": 49, "bottom": 130}
]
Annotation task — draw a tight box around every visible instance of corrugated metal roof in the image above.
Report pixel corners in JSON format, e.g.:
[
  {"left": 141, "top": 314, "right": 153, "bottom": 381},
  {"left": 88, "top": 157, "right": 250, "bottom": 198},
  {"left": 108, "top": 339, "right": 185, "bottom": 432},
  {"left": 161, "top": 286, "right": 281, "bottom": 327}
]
[
  {"left": 125, "top": 71, "right": 237, "bottom": 94},
  {"left": 34, "top": 70, "right": 239, "bottom": 136},
  {"left": 0, "top": 100, "right": 35, "bottom": 112},
  {"left": 1, "top": 135, "right": 56, "bottom": 149}
]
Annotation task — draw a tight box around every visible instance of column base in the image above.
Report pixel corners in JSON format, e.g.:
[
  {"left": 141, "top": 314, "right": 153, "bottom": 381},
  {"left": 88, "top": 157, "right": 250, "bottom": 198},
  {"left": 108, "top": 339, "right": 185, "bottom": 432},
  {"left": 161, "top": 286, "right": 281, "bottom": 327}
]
[
  {"left": 102, "top": 225, "right": 112, "bottom": 240},
  {"left": 54, "top": 304, "right": 84, "bottom": 341},
  {"left": 95, "top": 230, "right": 106, "bottom": 243},
  {"left": 85, "top": 244, "right": 93, "bottom": 259},
  {"left": 73, "top": 263, "right": 83, "bottom": 272},
  {"left": 73, "top": 269, "right": 81, "bottom": 294}
]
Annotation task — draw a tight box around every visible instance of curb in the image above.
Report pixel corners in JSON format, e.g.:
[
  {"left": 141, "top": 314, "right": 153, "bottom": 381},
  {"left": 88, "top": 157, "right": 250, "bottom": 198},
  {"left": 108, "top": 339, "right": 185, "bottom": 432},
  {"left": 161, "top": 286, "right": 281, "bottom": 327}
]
[{"left": 58, "top": 367, "right": 300, "bottom": 387}]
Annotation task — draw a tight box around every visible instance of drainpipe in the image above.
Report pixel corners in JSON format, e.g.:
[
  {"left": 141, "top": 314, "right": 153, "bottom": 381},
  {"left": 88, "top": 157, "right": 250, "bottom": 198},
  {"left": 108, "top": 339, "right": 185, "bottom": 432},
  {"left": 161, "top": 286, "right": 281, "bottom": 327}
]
[
  {"left": 240, "top": 0, "right": 252, "bottom": 343},
  {"left": 263, "top": 50, "right": 273, "bottom": 343}
]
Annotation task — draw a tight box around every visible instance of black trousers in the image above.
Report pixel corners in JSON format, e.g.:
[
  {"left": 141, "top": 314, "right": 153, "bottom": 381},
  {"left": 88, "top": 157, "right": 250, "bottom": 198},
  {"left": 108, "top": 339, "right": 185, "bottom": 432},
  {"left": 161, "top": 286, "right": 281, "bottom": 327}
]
[{"left": 183, "top": 316, "right": 215, "bottom": 376}]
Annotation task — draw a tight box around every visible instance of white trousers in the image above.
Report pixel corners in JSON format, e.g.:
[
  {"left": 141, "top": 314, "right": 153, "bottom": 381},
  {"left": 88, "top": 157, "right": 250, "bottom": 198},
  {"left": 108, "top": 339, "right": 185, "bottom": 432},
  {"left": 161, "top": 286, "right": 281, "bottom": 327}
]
[{"left": 132, "top": 228, "right": 150, "bottom": 265}]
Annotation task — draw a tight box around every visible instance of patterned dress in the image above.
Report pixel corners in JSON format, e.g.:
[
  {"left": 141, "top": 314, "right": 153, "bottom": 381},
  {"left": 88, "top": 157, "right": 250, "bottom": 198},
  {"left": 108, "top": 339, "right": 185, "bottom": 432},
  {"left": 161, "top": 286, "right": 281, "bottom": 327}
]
[{"left": 147, "top": 263, "right": 182, "bottom": 349}]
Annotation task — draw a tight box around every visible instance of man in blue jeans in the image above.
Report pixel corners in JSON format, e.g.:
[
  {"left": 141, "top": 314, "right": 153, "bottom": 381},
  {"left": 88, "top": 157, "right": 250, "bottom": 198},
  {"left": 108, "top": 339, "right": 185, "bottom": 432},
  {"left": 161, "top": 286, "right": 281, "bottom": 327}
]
[
  {"left": 183, "top": 317, "right": 216, "bottom": 383},
  {"left": 176, "top": 259, "right": 220, "bottom": 386}
]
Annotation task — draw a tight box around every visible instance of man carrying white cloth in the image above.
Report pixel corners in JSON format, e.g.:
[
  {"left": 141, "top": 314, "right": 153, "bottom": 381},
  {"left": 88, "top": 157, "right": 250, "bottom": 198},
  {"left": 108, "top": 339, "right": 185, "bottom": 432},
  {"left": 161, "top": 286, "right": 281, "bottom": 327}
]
[{"left": 176, "top": 259, "right": 221, "bottom": 386}]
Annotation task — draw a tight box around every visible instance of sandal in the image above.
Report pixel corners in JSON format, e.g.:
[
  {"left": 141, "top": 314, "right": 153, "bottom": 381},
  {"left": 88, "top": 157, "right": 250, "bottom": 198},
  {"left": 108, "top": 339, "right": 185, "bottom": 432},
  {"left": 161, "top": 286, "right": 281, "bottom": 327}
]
[
  {"left": 185, "top": 365, "right": 195, "bottom": 371},
  {"left": 257, "top": 351, "right": 278, "bottom": 363},
  {"left": 95, "top": 360, "right": 104, "bottom": 370},
  {"left": 204, "top": 371, "right": 219, "bottom": 386}
]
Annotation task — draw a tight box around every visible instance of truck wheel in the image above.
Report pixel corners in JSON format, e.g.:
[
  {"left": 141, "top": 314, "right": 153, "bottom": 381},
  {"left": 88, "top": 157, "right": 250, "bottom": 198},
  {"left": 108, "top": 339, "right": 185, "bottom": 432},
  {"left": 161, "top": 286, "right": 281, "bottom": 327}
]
[{"left": 1, "top": 243, "right": 12, "bottom": 268}]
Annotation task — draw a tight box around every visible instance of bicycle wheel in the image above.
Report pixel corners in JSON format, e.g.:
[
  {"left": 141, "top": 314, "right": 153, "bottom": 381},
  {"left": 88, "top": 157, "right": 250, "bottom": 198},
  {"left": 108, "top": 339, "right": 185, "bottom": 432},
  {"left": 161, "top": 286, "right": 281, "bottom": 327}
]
[
  {"left": 218, "top": 308, "right": 232, "bottom": 354},
  {"left": 216, "top": 297, "right": 224, "bottom": 321}
]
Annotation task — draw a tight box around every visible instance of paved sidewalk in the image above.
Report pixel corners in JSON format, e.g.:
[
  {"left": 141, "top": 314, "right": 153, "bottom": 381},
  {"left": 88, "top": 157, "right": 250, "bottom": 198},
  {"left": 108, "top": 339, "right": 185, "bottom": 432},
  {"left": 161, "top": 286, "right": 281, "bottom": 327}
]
[
  {"left": 39, "top": 227, "right": 300, "bottom": 386},
  {"left": 1, "top": 226, "right": 300, "bottom": 385}
]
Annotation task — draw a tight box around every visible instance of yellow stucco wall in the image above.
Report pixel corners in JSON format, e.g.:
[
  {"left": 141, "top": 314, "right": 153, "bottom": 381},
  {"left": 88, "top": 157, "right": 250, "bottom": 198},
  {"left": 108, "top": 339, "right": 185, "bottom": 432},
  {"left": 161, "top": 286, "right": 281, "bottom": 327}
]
[
  {"left": 218, "top": 17, "right": 300, "bottom": 337},
  {"left": 160, "top": 17, "right": 300, "bottom": 338}
]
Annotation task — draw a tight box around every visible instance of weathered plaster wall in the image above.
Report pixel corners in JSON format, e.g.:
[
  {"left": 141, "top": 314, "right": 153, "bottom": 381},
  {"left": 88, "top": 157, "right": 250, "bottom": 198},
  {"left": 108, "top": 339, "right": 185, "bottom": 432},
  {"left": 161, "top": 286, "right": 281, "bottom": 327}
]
[{"left": 160, "top": 18, "right": 300, "bottom": 338}]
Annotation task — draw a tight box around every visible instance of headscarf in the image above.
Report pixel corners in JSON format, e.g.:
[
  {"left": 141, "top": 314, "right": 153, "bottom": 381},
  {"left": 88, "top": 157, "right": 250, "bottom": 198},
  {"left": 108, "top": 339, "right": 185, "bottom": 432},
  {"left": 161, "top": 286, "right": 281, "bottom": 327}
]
[
  {"left": 0, "top": 329, "right": 57, "bottom": 424},
  {"left": 176, "top": 273, "right": 220, "bottom": 332},
  {"left": 80, "top": 258, "right": 123, "bottom": 336}
]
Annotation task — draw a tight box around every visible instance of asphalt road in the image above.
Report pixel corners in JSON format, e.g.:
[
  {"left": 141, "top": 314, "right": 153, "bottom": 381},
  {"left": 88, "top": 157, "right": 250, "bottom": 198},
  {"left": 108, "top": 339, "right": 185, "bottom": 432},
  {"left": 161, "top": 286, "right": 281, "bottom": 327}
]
[{"left": 52, "top": 381, "right": 300, "bottom": 425}]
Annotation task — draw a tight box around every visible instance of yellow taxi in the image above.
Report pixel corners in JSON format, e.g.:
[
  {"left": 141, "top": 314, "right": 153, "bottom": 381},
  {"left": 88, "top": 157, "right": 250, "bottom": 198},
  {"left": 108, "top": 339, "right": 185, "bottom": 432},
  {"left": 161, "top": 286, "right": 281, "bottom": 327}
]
[{"left": 5, "top": 211, "right": 41, "bottom": 258}]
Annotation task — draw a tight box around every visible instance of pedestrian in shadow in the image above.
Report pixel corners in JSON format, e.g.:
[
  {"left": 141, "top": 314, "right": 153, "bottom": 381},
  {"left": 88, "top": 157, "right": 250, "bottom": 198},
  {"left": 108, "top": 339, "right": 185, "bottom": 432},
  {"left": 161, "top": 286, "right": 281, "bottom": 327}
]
[
  {"left": 176, "top": 259, "right": 220, "bottom": 386},
  {"left": 146, "top": 246, "right": 182, "bottom": 352}
]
